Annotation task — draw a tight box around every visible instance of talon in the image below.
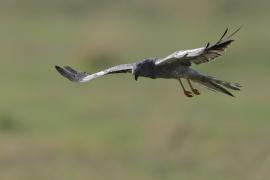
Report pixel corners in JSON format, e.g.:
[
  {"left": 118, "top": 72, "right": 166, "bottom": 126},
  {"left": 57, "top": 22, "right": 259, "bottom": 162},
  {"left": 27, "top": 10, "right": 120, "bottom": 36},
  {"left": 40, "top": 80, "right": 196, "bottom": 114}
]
[
  {"left": 192, "top": 89, "right": 200, "bottom": 95},
  {"left": 184, "top": 91, "right": 193, "bottom": 97},
  {"left": 187, "top": 79, "right": 200, "bottom": 96}
]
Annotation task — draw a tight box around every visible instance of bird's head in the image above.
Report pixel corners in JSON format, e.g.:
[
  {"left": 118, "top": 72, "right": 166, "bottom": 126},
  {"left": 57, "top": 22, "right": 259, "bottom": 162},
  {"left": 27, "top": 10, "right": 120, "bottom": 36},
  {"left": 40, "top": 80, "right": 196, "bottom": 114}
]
[{"left": 133, "top": 59, "right": 156, "bottom": 81}]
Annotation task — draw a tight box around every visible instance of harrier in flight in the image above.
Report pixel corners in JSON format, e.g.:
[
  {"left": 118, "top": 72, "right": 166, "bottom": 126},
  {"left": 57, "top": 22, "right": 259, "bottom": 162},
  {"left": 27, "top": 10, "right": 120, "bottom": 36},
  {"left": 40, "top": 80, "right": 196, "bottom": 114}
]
[{"left": 55, "top": 28, "right": 241, "bottom": 97}]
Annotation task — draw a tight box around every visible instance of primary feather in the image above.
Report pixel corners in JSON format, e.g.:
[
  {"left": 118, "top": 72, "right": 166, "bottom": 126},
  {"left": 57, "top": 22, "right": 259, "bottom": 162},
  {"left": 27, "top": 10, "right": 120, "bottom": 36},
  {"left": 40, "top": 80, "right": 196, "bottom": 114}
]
[{"left": 155, "top": 27, "right": 241, "bottom": 66}]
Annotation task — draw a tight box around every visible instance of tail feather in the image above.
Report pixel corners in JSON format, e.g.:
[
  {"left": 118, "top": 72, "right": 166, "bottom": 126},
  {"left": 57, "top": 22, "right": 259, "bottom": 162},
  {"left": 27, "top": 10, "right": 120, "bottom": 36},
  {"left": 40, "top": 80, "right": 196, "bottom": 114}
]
[
  {"left": 197, "top": 80, "right": 235, "bottom": 97},
  {"left": 191, "top": 74, "right": 241, "bottom": 97},
  {"left": 207, "top": 81, "right": 234, "bottom": 97},
  {"left": 209, "top": 77, "right": 241, "bottom": 91}
]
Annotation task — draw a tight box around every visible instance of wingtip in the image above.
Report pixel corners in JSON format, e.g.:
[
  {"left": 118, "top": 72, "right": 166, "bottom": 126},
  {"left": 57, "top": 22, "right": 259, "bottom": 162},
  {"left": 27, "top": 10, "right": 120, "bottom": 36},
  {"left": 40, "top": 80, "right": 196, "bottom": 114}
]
[
  {"left": 55, "top": 65, "right": 67, "bottom": 77},
  {"left": 55, "top": 65, "right": 62, "bottom": 72},
  {"left": 205, "top": 42, "right": 210, "bottom": 48},
  {"left": 222, "top": 28, "right": 229, "bottom": 38},
  {"left": 55, "top": 65, "right": 66, "bottom": 75},
  {"left": 55, "top": 65, "right": 61, "bottom": 70},
  {"left": 226, "top": 26, "right": 242, "bottom": 40}
]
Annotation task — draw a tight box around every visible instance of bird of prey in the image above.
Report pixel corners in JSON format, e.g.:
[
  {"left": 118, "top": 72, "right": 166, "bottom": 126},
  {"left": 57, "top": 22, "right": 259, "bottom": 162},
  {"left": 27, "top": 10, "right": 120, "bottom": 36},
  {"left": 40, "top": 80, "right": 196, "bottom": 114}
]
[{"left": 55, "top": 28, "right": 241, "bottom": 97}]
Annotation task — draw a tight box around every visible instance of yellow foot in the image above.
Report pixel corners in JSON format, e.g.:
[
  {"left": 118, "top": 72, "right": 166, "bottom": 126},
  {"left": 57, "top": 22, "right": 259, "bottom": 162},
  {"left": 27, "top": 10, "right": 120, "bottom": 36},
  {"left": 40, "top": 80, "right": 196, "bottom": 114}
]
[
  {"left": 184, "top": 91, "right": 193, "bottom": 97},
  {"left": 192, "top": 89, "right": 200, "bottom": 95}
]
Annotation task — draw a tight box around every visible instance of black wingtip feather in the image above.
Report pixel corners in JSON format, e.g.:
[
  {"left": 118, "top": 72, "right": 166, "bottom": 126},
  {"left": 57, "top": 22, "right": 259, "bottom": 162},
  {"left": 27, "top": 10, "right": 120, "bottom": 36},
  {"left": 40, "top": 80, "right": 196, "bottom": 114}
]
[
  {"left": 205, "top": 42, "right": 210, "bottom": 49},
  {"left": 217, "top": 28, "right": 229, "bottom": 43},
  {"left": 55, "top": 65, "right": 60, "bottom": 70},
  {"left": 207, "top": 39, "right": 234, "bottom": 52},
  {"left": 227, "top": 26, "right": 242, "bottom": 39},
  {"left": 215, "top": 27, "right": 241, "bottom": 45},
  {"left": 55, "top": 65, "right": 66, "bottom": 76},
  {"left": 55, "top": 65, "right": 77, "bottom": 81}
]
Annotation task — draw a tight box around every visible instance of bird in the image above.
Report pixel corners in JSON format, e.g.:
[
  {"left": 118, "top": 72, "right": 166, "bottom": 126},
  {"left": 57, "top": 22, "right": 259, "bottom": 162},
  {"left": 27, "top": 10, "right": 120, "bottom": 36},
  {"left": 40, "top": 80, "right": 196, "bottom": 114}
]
[{"left": 55, "top": 28, "right": 241, "bottom": 97}]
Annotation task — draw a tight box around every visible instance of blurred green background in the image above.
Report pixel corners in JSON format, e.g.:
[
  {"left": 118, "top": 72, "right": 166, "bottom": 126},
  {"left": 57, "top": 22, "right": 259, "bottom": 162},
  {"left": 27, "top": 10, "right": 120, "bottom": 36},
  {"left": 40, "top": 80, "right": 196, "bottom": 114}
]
[{"left": 0, "top": 0, "right": 270, "bottom": 179}]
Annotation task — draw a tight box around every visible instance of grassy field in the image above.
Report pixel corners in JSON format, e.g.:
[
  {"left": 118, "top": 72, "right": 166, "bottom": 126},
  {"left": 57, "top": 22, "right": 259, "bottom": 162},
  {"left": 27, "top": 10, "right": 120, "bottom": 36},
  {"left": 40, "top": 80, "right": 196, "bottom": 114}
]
[{"left": 0, "top": 0, "right": 270, "bottom": 179}]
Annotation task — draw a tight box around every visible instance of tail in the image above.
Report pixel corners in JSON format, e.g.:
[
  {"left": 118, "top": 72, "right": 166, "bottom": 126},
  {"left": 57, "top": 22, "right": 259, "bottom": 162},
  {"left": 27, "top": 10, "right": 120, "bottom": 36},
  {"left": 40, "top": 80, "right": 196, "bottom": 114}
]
[{"left": 192, "top": 74, "right": 241, "bottom": 97}]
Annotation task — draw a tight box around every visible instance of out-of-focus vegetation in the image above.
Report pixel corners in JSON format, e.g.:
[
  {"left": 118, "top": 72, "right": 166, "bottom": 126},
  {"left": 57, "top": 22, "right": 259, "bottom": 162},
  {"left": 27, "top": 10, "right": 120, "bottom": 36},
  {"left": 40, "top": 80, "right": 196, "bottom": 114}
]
[{"left": 0, "top": 0, "right": 270, "bottom": 179}]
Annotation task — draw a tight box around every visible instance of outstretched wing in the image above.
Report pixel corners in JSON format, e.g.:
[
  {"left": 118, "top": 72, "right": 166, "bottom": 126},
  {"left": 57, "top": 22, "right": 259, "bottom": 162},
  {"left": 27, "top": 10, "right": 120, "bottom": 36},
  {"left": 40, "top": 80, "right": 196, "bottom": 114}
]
[
  {"left": 55, "top": 64, "right": 134, "bottom": 82},
  {"left": 155, "top": 27, "right": 241, "bottom": 66}
]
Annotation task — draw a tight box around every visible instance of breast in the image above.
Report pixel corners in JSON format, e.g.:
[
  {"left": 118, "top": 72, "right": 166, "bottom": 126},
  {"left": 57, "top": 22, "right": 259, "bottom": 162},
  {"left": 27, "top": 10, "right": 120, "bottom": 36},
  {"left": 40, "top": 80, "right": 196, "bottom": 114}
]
[{"left": 155, "top": 65, "right": 189, "bottom": 79}]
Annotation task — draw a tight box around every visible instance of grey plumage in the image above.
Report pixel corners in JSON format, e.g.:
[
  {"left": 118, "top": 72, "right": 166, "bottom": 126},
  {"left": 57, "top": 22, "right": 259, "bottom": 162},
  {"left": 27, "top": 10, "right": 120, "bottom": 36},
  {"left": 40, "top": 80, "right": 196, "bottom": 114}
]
[
  {"left": 55, "top": 64, "right": 133, "bottom": 82},
  {"left": 55, "top": 28, "right": 241, "bottom": 97}
]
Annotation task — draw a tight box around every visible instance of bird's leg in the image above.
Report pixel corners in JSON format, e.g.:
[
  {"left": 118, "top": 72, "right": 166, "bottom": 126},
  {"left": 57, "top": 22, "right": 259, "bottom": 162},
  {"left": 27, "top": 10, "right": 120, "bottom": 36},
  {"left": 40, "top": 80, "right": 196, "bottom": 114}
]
[
  {"left": 178, "top": 79, "right": 193, "bottom": 97},
  {"left": 187, "top": 79, "right": 200, "bottom": 95}
]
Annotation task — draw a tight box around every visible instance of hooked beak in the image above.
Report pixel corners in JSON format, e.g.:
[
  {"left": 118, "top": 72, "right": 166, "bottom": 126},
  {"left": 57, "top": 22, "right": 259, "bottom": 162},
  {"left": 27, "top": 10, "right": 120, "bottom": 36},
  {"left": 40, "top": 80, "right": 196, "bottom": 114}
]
[
  {"left": 134, "top": 69, "right": 140, "bottom": 81},
  {"left": 134, "top": 73, "right": 139, "bottom": 81}
]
